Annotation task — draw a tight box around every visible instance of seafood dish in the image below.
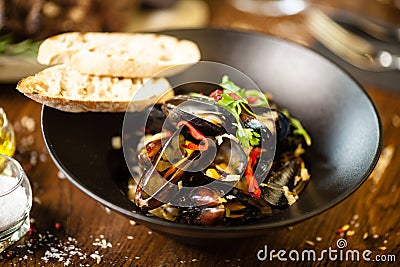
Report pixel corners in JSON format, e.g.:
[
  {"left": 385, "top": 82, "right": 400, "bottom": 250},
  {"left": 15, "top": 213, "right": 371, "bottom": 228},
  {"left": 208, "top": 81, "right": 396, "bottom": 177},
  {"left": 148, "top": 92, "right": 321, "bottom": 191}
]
[{"left": 128, "top": 76, "right": 311, "bottom": 226}]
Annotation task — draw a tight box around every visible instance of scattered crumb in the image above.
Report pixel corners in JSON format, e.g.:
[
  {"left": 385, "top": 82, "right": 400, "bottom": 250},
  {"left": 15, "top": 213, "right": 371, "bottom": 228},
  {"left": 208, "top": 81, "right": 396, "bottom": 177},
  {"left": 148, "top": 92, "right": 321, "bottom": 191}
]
[
  {"left": 363, "top": 232, "right": 369, "bottom": 240},
  {"left": 33, "top": 196, "right": 42, "bottom": 205},
  {"left": 39, "top": 153, "right": 47, "bottom": 162},
  {"left": 337, "top": 224, "right": 350, "bottom": 234},
  {"left": 342, "top": 224, "right": 350, "bottom": 231},
  {"left": 57, "top": 171, "right": 66, "bottom": 179},
  {"left": 346, "top": 230, "right": 355, "bottom": 236},
  {"left": 92, "top": 237, "right": 112, "bottom": 249},
  {"left": 90, "top": 253, "right": 102, "bottom": 264},
  {"left": 127, "top": 236, "right": 134, "bottom": 240},
  {"left": 392, "top": 114, "right": 400, "bottom": 128},
  {"left": 305, "top": 240, "right": 315, "bottom": 247},
  {"left": 111, "top": 136, "right": 122, "bottom": 150},
  {"left": 129, "top": 220, "right": 136, "bottom": 226},
  {"left": 315, "top": 237, "right": 322, "bottom": 242}
]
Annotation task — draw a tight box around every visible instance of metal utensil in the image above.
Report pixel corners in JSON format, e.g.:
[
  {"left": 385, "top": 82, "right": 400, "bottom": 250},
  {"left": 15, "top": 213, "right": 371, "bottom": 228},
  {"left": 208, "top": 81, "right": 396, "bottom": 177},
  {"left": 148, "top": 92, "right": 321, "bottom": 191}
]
[
  {"left": 332, "top": 9, "right": 400, "bottom": 42},
  {"left": 306, "top": 8, "right": 400, "bottom": 72}
]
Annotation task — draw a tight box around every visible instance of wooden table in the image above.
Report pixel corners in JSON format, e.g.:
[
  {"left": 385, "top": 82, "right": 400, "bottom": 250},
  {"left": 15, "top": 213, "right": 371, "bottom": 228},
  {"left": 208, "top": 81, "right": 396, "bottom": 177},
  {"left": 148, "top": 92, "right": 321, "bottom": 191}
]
[{"left": 1, "top": 1, "right": 399, "bottom": 266}]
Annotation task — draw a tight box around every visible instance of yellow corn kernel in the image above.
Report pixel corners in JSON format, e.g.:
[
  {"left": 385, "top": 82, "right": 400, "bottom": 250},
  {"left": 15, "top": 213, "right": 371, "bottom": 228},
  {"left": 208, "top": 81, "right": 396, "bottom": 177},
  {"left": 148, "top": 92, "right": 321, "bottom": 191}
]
[{"left": 206, "top": 168, "right": 220, "bottom": 179}]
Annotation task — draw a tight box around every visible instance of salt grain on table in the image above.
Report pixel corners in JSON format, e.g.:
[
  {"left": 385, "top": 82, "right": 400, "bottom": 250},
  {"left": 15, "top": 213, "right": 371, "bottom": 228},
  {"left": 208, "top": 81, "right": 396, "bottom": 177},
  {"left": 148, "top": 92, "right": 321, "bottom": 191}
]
[{"left": 0, "top": 175, "right": 28, "bottom": 231}]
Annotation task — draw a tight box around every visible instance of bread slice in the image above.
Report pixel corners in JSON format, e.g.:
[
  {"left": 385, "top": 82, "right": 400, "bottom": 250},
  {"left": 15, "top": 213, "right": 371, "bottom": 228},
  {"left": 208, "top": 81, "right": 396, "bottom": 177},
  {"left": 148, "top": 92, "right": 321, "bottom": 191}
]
[
  {"left": 37, "top": 32, "right": 201, "bottom": 78},
  {"left": 16, "top": 64, "right": 173, "bottom": 113}
]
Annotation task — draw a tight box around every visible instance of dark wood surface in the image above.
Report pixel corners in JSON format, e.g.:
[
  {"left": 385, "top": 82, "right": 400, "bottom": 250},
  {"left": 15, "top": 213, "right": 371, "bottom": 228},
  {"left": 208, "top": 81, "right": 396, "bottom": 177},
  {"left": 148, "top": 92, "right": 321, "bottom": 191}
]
[{"left": 1, "top": 1, "right": 400, "bottom": 266}]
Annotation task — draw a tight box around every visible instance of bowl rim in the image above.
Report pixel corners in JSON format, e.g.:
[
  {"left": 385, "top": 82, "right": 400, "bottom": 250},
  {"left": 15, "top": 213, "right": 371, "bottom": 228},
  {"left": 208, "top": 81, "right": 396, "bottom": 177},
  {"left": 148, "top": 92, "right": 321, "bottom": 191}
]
[{"left": 41, "top": 27, "right": 383, "bottom": 235}]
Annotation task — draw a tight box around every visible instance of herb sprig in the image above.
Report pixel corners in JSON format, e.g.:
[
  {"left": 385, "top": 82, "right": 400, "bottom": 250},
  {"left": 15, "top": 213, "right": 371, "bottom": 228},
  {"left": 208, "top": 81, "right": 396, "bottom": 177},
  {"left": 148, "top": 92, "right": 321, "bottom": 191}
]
[
  {"left": 216, "top": 76, "right": 265, "bottom": 148},
  {"left": 218, "top": 76, "right": 312, "bottom": 148},
  {"left": 0, "top": 34, "right": 41, "bottom": 57},
  {"left": 282, "top": 109, "right": 312, "bottom": 146}
]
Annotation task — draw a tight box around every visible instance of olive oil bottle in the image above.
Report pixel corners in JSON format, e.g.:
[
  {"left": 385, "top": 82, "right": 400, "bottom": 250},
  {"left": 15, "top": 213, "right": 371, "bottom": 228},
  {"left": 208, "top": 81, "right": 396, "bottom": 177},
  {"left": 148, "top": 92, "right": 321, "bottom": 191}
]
[{"left": 0, "top": 108, "right": 16, "bottom": 157}]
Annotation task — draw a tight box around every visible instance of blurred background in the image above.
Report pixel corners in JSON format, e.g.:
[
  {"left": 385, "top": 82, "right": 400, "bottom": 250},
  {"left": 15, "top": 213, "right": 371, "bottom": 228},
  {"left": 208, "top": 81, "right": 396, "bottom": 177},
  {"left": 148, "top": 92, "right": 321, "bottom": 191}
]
[
  {"left": 1, "top": 0, "right": 399, "bottom": 42},
  {"left": 1, "top": 0, "right": 399, "bottom": 89}
]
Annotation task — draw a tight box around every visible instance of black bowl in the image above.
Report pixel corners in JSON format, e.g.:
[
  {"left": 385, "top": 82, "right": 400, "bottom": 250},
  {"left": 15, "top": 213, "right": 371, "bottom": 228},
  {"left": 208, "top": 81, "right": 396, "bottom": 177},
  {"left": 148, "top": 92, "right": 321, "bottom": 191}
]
[{"left": 41, "top": 28, "right": 382, "bottom": 241}]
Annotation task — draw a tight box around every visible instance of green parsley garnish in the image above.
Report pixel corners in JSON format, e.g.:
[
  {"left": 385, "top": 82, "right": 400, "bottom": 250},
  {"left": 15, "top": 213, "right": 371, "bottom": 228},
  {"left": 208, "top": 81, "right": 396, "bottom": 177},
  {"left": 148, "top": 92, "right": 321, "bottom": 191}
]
[
  {"left": 282, "top": 109, "right": 312, "bottom": 146},
  {"left": 219, "top": 75, "right": 247, "bottom": 99},
  {"left": 217, "top": 76, "right": 263, "bottom": 148},
  {"left": 220, "top": 75, "right": 269, "bottom": 106}
]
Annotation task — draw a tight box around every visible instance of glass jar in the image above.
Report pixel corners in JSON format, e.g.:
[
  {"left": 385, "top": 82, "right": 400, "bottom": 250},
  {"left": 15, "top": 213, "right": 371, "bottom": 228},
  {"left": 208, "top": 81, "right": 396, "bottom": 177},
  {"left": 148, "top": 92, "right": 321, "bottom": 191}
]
[
  {"left": 0, "top": 107, "right": 16, "bottom": 157},
  {"left": 0, "top": 154, "right": 32, "bottom": 253}
]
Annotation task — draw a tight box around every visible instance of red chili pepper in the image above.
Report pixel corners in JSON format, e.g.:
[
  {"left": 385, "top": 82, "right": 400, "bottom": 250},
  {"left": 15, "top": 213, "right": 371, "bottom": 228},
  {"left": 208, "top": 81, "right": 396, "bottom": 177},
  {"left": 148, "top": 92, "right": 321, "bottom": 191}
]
[
  {"left": 4, "top": 250, "right": 14, "bottom": 259},
  {"left": 245, "top": 147, "right": 262, "bottom": 198},
  {"left": 26, "top": 223, "right": 36, "bottom": 236},
  {"left": 247, "top": 96, "right": 259, "bottom": 104},
  {"left": 177, "top": 121, "right": 209, "bottom": 151},
  {"left": 209, "top": 89, "right": 223, "bottom": 100},
  {"left": 55, "top": 222, "right": 62, "bottom": 230},
  {"left": 227, "top": 93, "right": 241, "bottom": 100},
  {"left": 249, "top": 147, "right": 261, "bottom": 167},
  {"left": 182, "top": 141, "right": 208, "bottom": 151}
]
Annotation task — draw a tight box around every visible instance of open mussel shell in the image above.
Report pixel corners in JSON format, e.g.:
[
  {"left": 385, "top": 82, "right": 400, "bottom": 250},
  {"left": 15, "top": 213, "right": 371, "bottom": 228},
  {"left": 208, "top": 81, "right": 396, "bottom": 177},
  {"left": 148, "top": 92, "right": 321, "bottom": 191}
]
[
  {"left": 143, "top": 104, "right": 169, "bottom": 134},
  {"left": 135, "top": 125, "right": 248, "bottom": 210},
  {"left": 273, "top": 109, "right": 291, "bottom": 142},
  {"left": 135, "top": 127, "right": 191, "bottom": 210},
  {"left": 175, "top": 205, "right": 225, "bottom": 226},
  {"left": 237, "top": 106, "right": 276, "bottom": 182},
  {"left": 260, "top": 156, "right": 304, "bottom": 208},
  {"left": 174, "top": 189, "right": 274, "bottom": 226},
  {"left": 222, "top": 192, "right": 273, "bottom": 225},
  {"left": 163, "top": 95, "right": 237, "bottom": 136},
  {"left": 249, "top": 106, "right": 290, "bottom": 142}
]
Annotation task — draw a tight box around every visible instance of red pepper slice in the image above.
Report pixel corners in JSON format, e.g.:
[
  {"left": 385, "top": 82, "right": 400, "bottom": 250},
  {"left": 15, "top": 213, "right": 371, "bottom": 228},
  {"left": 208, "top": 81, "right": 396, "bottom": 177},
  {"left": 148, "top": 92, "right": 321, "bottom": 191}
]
[
  {"left": 245, "top": 147, "right": 262, "bottom": 198},
  {"left": 227, "top": 93, "right": 241, "bottom": 101},
  {"left": 177, "top": 121, "right": 209, "bottom": 151},
  {"left": 182, "top": 141, "right": 208, "bottom": 151}
]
